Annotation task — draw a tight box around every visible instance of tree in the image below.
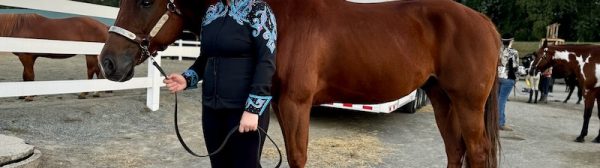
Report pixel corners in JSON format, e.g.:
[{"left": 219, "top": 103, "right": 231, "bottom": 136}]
[{"left": 461, "top": 0, "right": 600, "bottom": 42}]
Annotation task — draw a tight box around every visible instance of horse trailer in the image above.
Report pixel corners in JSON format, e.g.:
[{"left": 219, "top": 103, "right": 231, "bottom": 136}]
[{"left": 321, "top": 89, "right": 428, "bottom": 113}]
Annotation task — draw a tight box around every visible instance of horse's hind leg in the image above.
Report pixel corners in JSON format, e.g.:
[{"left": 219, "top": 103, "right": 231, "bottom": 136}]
[
  {"left": 593, "top": 93, "right": 600, "bottom": 143},
  {"left": 80, "top": 55, "right": 98, "bottom": 98},
  {"left": 564, "top": 80, "right": 575, "bottom": 103},
  {"left": 17, "top": 54, "right": 37, "bottom": 101},
  {"left": 424, "top": 83, "right": 465, "bottom": 168},
  {"left": 575, "top": 89, "right": 597, "bottom": 142}
]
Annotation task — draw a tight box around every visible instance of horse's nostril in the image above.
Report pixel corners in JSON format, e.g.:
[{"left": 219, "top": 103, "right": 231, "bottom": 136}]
[{"left": 102, "top": 58, "right": 115, "bottom": 75}]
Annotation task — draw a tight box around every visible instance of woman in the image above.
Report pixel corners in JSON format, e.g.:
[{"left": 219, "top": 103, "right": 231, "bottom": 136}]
[
  {"left": 497, "top": 36, "right": 519, "bottom": 131},
  {"left": 539, "top": 67, "right": 552, "bottom": 103},
  {"left": 163, "top": 0, "right": 277, "bottom": 167}
]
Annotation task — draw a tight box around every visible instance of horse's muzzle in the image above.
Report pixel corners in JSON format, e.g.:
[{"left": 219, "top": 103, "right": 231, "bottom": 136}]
[{"left": 100, "top": 55, "right": 135, "bottom": 82}]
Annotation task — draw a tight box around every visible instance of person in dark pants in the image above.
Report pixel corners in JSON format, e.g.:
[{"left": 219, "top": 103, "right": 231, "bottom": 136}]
[
  {"left": 163, "top": 0, "right": 277, "bottom": 167},
  {"left": 539, "top": 68, "right": 552, "bottom": 103},
  {"left": 498, "top": 36, "right": 519, "bottom": 131}
]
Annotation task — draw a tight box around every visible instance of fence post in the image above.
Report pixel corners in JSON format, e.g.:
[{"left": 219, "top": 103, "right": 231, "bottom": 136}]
[{"left": 146, "top": 53, "right": 162, "bottom": 111}]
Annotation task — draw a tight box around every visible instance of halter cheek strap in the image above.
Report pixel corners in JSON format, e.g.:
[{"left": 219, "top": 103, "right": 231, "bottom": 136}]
[
  {"left": 109, "top": 12, "right": 170, "bottom": 45},
  {"left": 109, "top": 26, "right": 144, "bottom": 43}
]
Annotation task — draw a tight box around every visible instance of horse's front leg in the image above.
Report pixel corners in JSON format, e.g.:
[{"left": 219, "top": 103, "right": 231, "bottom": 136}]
[
  {"left": 17, "top": 54, "right": 37, "bottom": 101},
  {"left": 576, "top": 90, "right": 596, "bottom": 142},
  {"left": 79, "top": 55, "right": 100, "bottom": 99},
  {"left": 593, "top": 95, "right": 600, "bottom": 143},
  {"left": 275, "top": 91, "right": 313, "bottom": 168}
]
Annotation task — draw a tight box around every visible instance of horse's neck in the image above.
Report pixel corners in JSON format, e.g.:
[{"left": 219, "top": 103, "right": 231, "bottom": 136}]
[{"left": 180, "top": 0, "right": 212, "bottom": 34}]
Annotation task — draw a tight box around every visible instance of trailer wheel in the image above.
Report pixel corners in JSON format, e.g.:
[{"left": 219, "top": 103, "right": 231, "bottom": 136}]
[
  {"left": 417, "top": 89, "right": 428, "bottom": 108},
  {"left": 400, "top": 90, "right": 420, "bottom": 113},
  {"left": 404, "top": 100, "right": 418, "bottom": 113}
]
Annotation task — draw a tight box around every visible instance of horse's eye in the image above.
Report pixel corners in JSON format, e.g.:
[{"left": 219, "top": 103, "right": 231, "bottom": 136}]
[{"left": 141, "top": 0, "right": 153, "bottom": 8}]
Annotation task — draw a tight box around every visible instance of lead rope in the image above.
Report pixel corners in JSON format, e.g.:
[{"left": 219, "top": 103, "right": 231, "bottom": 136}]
[{"left": 148, "top": 57, "right": 282, "bottom": 168}]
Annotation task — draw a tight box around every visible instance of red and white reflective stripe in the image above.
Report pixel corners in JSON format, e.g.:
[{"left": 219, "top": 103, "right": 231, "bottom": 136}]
[
  {"left": 323, "top": 103, "right": 378, "bottom": 111},
  {"left": 319, "top": 90, "right": 417, "bottom": 113}
]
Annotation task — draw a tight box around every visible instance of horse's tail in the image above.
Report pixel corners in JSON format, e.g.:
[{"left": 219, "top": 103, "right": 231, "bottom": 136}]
[{"left": 484, "top": 76, "right": 500, "bottom": 168}]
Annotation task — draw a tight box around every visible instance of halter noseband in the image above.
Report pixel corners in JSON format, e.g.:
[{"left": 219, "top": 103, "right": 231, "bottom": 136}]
[{"left": 108, "top": 0, "right": 182, "bottom": 64}]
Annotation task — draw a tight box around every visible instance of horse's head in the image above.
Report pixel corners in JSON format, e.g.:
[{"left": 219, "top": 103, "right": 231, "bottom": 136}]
[
  {"left": 99, "top": 0, "right": 190, "bottom": 82},
  {"left": 533, "top": 39, "right": 555, "bottom": 73}
]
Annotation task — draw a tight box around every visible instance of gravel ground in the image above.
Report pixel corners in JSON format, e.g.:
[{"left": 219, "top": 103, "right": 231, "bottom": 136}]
[{"left": 1, "top": 53, "right": 599, "bottom": 168}]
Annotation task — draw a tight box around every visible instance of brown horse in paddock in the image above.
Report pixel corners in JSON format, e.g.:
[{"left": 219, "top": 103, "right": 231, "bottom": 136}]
[
  {"left": 99, "top": 0, "right": 501, "bottom": 167},
  {"left": 0, "top": 14, "right": 109, "bottom": 101},
  {"left": 533, "top": 41, "right": 600, "bottom": 143}
]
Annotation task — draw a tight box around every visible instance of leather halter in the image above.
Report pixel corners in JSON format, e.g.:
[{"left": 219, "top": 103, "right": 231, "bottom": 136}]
[{"left": 108, "top": 0, "right": 182, "bottom": 64}]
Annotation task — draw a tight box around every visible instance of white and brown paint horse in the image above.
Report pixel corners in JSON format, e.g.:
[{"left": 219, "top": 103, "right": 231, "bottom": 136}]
[{"left": 533, "top": 41, "right": 600, "bottom": 143}]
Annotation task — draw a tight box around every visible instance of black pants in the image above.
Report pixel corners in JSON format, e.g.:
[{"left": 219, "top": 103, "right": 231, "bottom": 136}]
[{"left": 202, "top": 106, "right": 270, "bottom": 168}]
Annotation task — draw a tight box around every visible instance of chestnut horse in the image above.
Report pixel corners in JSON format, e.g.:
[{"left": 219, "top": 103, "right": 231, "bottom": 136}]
[
  {"left": 99, "top": 0, "right": 501, "bottom": 167},
  {"left": 533, "top": 41, "right": 600, "bottom": 143},
  {"left": 0, "top": 14, "right": 109, "bottom": 100}
]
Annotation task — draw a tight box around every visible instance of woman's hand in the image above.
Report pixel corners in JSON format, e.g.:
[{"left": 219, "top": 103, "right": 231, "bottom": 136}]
[
  {"left": 163, "top": 73, "right": 187, "bottom": 93},
  {"left": 239, "top": 111, "right": 259, "bottom": 133}
]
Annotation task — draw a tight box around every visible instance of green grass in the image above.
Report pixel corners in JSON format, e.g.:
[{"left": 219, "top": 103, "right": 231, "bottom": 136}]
[{"left": 513, "top": 41, "right": 540, "bottom": 55}]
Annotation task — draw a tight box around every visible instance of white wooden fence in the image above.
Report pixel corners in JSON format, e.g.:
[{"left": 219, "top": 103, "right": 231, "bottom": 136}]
[
  {"left": 0, "top": 0, "right": 201, "bottom": 111},
  {"left": 0, "top": 37, "right": 198, "bottom": 111},
  {"left": 171, "top": 40, "right": 201, "bottom": 61}
]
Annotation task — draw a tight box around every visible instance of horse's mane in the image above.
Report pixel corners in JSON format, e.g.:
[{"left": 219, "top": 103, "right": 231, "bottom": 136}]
[{"left": 0, "top": 14, "right": 43, "bottom": 37}]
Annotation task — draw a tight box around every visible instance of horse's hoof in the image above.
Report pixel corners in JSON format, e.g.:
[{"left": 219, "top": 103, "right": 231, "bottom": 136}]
[
  {"left": 593, "top": 137, "right": 600, "bottom": 143},
  {"left": 92, "top": 94, "right": 100, "bottom": 98},
  {"left": 575, "top": 137, "right": 585, "bottom": 143},
  {"left": 78, "top": 95, "right": 87, "bottom": 99},
  {"left": 576, "top": 102, "right": 581, "bottom": 105}
]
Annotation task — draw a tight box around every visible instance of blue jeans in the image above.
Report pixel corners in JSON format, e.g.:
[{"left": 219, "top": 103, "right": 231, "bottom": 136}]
[{"left": 498, "top": 78, "right": 515, "bottom": 127}]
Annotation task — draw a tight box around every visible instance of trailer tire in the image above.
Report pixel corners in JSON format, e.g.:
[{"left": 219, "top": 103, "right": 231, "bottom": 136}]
[{"left": 401, "top": 90, "right": 421, "bottom": 113}]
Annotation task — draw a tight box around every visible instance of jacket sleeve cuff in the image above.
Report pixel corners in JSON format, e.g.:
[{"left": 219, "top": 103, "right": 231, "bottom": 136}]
[
  {"left": 182, "top": 69, "right": 199, "bottom": 90},
  {"left": 244, "top": 94, "right": 272, "bottom": 116}
]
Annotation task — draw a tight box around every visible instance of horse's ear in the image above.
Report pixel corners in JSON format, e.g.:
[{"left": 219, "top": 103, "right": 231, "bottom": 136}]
[{"left": 542, "top": 39, "right": 548, "bottom": 48}]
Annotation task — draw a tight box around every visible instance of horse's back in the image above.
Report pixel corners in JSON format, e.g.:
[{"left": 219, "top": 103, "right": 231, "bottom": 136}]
[
  {"left": 306, "top": 0, "right": 500, "bottom": 103},
  {"left": 46, "top": 16, "right": 109, "bottom": 42},
  {"left": 1, "top": 14, "right": 108, "bottom": 42},
  {"left": 1, "top": 14, "right": 108, "bottom": 59}
]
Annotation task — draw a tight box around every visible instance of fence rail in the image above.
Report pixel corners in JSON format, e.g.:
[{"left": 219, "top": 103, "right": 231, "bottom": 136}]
[
  {"left": 0, "top": 0, "right": 118, "bottom": 19},
  {"left": 0, "top": 37, "right": 199, "bottom": 111}
]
